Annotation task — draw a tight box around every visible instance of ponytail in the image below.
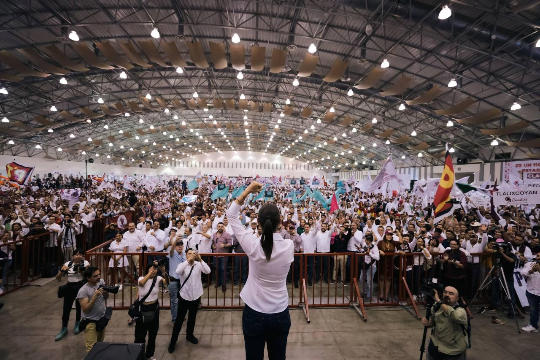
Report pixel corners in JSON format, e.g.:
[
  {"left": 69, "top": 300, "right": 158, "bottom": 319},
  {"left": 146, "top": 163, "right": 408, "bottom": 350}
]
[
  {"left": 258, "top": 203, "right": 280, "bottom": 262},
  {"left": 261, "top": 218, "right": 274, "bottom": 261}
]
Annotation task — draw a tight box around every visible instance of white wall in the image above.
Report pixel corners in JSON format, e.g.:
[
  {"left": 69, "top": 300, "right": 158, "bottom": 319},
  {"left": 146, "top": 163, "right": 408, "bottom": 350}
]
[
  {"left": 163, "top": 151, "right": 324, "bottom": 178},
  {"left": 338, "top": 161, "right": 513, "bottom": 184},
  {"left": 0, "top": 154, "right": 159, "bottom": 177},
  {"left": 0, "top": 151, "right": 324, "bottom": 178}
]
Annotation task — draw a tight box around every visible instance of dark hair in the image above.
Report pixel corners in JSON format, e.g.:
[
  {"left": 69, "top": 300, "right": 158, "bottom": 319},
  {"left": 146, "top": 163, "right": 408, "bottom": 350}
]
[
  {"left": 73, "top": 249, "right": 83, "bottom": 256},
  {"left": 83, "top": 266, "right": 99, "bottom": 280},
  {"left": 258, "top": 203, "right": 280, "bottom": 261}
]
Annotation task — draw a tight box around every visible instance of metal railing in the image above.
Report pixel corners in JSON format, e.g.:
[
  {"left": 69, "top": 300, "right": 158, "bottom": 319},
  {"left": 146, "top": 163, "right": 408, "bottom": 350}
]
[{"left": 84, "top": 244, "right": 494, "bottom": 311}]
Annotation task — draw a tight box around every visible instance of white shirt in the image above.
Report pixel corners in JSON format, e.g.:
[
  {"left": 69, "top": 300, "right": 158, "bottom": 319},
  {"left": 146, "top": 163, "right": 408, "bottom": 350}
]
[
  {"left": 520, "top": 262, "right": 540, "bottom": 296},
  {"left": 364, "top": 244, "right": 381, "bottom": 264},
  {"left": 176, "top": 260, "right": 211, "bottom": 301},
  {"left": 314, "top": 230, "right": 331, "bottom": 253},
  {"left": 138, "top": 275, "right": 163, "bottom": 302},
  {"left": 301, "top": 231, "right": 316, "bottom": 253},
  {"left": 348, "top": 230, "right": 364, "bottom": 251},
  {"left": 197, "top": 233, "right": 213, "bottom": 253},
  {"left": 63, "top": 260, "right": 90, "bottom": 282},
  {"left": 464, "top": 236, "right": 488, "bottom": 263},
  {"left": 226, "top": 201, "right": 294, "bottom": 314},
  {"left": 144, "top": 229, "right": 166, "bottom": 251},
  {"left": 123, "top": 230, "right": 144, "bottom": 252},
  {"left": 45, "top": 223, "right": 62, "bottom": 248}
]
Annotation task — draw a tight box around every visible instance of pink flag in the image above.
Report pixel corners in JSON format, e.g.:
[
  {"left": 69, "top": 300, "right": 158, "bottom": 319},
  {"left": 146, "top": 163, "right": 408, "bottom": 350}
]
[{"left": 329, "top": 193, "right": 339, "bottom": 213}]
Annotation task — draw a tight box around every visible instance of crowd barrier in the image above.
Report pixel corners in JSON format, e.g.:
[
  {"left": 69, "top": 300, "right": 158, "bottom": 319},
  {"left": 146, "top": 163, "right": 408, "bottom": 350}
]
[
  {"left": 84, "top": 243, "right": 493, "bottom": 314},
  {"left": 0, "top": 211, "right": 134, "bottom": 297}
]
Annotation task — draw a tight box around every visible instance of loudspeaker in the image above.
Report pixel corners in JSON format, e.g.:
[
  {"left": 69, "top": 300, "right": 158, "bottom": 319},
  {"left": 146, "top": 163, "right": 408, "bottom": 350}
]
[{"left": 84, "top": 342, "right": 145, "bottom": 360}]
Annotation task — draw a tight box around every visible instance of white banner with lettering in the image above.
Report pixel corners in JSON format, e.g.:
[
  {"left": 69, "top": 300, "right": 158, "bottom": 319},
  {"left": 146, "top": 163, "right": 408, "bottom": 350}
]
[
  {"left": 503, "top": 160, "right": 540, "bottom": 184},
  {"left": 493, "top": 183, "right": 540, "bottom": 206}
]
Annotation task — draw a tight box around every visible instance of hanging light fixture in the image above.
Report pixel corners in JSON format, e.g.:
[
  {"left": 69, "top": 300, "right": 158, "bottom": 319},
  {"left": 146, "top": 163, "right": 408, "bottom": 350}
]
[
  {"left": 50, "top": 105, "right": 57, "bottom": 112},
  {"left": 411, "top": 130, "right": 417, "bottom": 136},
  {"left": 1, "top": 117, "right": 9, "bottom": 123},
  {"left": 308, "top": 43, "right": 317, "bottom": 54},
  {"left": 449, "top": 147, "right": 455, "bottom": 153},
  {"left": 510, "top": 102, "right": 521, "bottom": 111},
  {"left": 380, "top": 58, "right": 390, "bottom": 68},
  {"left": 490, "top": 139, "right": 499, "bottom": 146},
  {"left": 35, "top": 144, "right": 42, "bottom": 149},
  {"left": 145, "top": 93, "right": 152, "bottom": 100},
  {"left": 176, "top": 67, "right": 183, "bottom": 74},
  {"left": 329, "top": 106, "right": 335, "bottom": 113},
  {"left": 59, "top": 77, "right": 67, "bottom": 85},
  {"left": 69, "top": 133, "right": 75, "bottom": 138},
  {"left": 347, "top": 88, "right": 354, "bottom": 96},
  {"left": 231, "top": 33, "right": 241, "bottom": 43},
  {"left": 372, "top": 117, "right": 377, "bottom": 124},
  {"left": 0, "top": 87, "right": 8, "bottom": 95},
  {"left": 68, "top": 30, "right": 79, "bottom": 41},
  {"left": 447, "top": 120, "right": 454, "bottom": 127},
  {"left": 385, "top": 140, "right": 390, "bottom": 144},
  {"left": 286, "top": 98, "right": 290, "bottom": 105},
  {"left": 240, "top": 93, "right": 246, "bottom": 100},
  {"left": 8, "top": 140, "right": 14, "bottom": 145},
  {"left": 399, "top": 103, "right": 406, "bottom": 111},
  {"left": 192, "top": 91, "right": 198, "bottom": 98},
  {"left": 417, "top": 152, "right": 423, "bottom": 157},
  {"left": 48, "top": 128, "right": 54, "bottom": 133},
  {"left": 438, "top": 5, "right": 452, "bottom": 20},
  {"left": 447, "top": 78, "right": 457, "bottom": 88},
  {"left": 119, "top": 71, "right": 127, "bottom": 79},
  {"left": 292, "top": 78, "right": 299, "bottom": 86},
  {"left": 150, "top": 27, "right": 160, "bottom": 39},
  {"left": 97, "top": 97, "right": 104, "bottom": 104},
  {"left": 237, "top": 71, "right": 244, "bottom": 80}
]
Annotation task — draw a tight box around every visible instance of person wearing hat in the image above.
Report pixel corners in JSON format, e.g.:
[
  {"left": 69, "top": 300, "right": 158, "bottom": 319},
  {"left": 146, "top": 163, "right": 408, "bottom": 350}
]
[{"left": 167, "top": 236, "right": 186, "bottom": 322}]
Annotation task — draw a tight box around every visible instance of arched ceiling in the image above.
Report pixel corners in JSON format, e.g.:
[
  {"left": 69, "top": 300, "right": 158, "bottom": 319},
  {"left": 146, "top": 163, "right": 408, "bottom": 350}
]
[{"left": 0, "top": 0, "right": 538, "bottom": 171}]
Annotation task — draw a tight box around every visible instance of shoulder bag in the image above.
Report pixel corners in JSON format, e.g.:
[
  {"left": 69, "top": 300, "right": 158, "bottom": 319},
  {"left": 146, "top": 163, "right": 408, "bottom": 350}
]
[
  {"left": 176, "top": 263, "right": 196, "bottom": 299},
  {"left": 128, "top": 275, "right": 157, "bottom": 321}
]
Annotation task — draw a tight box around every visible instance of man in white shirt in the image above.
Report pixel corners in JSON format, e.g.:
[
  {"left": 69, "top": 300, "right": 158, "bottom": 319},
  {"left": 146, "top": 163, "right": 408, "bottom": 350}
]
[
  {"left": 80, "top": 207, "right": 96, "bottom": 248},
  {"left": 314, "top": 223, "right": 332, "bottom": 282},
  {"left": 168, "top": 249, "right": 211, "bottom": 353},
  {"left": 44, "top": 215, "right": 62, "bottom": 264},
  {"left": 520, "top": 252, "right": 540, "bottom": 333},
  {"left": 123, "top": 222, "right": 144, "bottom": 274},
  {"left": 145, "top": 221, "right": 167, "bottom": 264}
]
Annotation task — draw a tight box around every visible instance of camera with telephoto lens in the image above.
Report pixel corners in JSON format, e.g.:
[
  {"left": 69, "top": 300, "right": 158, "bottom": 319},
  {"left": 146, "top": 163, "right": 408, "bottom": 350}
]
[{"left": 98, "top": 284, "right": 120, "bottom": 294}]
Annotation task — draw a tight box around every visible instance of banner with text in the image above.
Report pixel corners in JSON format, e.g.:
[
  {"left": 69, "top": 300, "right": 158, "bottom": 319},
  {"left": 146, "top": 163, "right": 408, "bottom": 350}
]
[{"left": 493, "top": 183, "right": 540, "bottom": 207}]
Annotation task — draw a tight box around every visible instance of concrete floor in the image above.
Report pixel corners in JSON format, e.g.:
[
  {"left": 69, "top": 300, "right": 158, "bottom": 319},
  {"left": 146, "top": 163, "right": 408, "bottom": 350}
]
[{"left": 0, "top": 281, "right": 537, "bottom": 360}]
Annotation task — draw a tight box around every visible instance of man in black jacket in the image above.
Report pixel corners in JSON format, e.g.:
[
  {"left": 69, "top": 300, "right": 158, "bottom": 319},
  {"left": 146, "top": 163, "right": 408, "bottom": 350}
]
[{"left": 331, "top": 225, "right": 350, "bottom": 283}]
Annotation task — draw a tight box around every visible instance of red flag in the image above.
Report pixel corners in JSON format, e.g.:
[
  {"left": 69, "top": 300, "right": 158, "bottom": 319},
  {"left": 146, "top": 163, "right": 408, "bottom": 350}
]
[
  {"left": 433, "top": 152, "right": 455, "bottom": 223},
  {"left": 329, "top": 193, "right": 339, "bottom": 213},
  {"left": 6, "top": 162, "right": 34, "bottom": 185}
]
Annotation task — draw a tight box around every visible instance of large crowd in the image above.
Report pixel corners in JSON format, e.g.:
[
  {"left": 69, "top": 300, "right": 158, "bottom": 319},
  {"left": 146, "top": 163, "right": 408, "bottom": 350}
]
[{"left": 1, "top": 173, "right": 539, "bottom": 357}]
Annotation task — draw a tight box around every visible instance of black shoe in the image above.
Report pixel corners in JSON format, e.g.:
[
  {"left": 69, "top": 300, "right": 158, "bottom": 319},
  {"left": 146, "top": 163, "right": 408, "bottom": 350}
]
[
  {"left": 168, "top": 342, "right": 176, "bottom": 353},
  {"left": 186, "top": 335, "right": 199, "bottom": 344}
]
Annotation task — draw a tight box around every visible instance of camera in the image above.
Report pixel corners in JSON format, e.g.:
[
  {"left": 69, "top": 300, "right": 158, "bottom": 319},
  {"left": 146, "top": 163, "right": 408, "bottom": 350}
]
[
  {"left": 152, "top": 258, "right": 167, "bottom": 268},
  {"left": 420, "top": 278, "right": 444, "bottom": 307},
  {"left": 98, "top": 284, "right": 120, "bottom": 294},
  {"left": 491, "top": 241, "right": 511, "bottom": 252}
]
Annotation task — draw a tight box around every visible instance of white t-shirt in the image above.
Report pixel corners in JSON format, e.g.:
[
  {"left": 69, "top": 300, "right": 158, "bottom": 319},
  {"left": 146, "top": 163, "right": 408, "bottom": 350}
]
[{"left": 137, "top": 275, "right": 163, "bottom": 303}]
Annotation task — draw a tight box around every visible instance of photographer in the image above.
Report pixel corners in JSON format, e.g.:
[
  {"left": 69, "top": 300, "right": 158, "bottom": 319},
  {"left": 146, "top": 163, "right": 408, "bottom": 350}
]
[
  {"left": 134, "top": 260, "right": 168, "bottom": 360},
  {"left": 421, "top": 286, "right": 469, "bottom": 359},
  {"left": 76, "top": 267, "right": 109, "bottom": 352},
  {"left": 59, "top": 213, "right": 81, "bottom": 262},
  {"left": 54, "top": 249, "right": 89, "bottom": 341},
  {"left": 167, "top": 237, "right": 186, "bottom": 322},
  {"left": 168, "top": 248, "right": 210, "bottom": 353},
  {"left": 520, "top": 252, "right": 540, "bottom": 333},
  {"left": 486, "top": 237, "right": 518, "bottom": 318}
]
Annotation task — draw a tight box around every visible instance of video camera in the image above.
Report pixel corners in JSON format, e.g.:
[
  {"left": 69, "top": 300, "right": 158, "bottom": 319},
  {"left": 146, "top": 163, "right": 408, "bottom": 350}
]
[
  {"left": 98, "top": 284, "right": 120, "bottom": 294},
  {"left": 420, "top": 278, "right": 444, "bottom": 307},
  {"left": 152, "top": 258, "right": 167, "bottom": 268},
  {"left": 491, "top": 241, "right": 511, "bottom": 252}
]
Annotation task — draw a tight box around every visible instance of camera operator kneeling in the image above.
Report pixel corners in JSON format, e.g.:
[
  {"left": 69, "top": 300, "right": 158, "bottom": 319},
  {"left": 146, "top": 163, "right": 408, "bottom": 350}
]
[
  {"left": 55, "top": 249, "right": 89, "bottom": 341},
  {"left": 168, "top": 248, "right": 210, "bottom": 353},
  {"left": 422, "top": 286, "right": 469, "bottom": 360},
  {"left": 77, "top": 267, "right": 114, "bottom": 352},
  {"left": 135, "top": 260, "right": 168, "bottom": 360}
]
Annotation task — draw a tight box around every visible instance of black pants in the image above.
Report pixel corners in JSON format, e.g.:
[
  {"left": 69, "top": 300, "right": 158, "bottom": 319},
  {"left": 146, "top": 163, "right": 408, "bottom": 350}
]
[
  {"left": 62, "top": 281, "right": 83, "bottom": 328},
  {"left": 243, "top": 304, "right": 291, "bottom": 360},
  {"left": 315, "top": 255, "right": 330, "bottom": 282},
  {"left": 427, "top": 340, "right": 466, "bottom": 359},
  {"left": 134, "top": 302, "right": 159, "bottom": 358},
  {"left": 170, "top": 296, "right": 200, "bottom": 345}
]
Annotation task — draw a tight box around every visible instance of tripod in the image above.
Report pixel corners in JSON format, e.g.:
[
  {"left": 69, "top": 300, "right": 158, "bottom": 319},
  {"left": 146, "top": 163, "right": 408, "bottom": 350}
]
[
  {"left": 470, "top": 259, "right": 520, "bottom": 333},
  {"left": 419, "top": 302, "right": 434, "bottom": 360}
]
